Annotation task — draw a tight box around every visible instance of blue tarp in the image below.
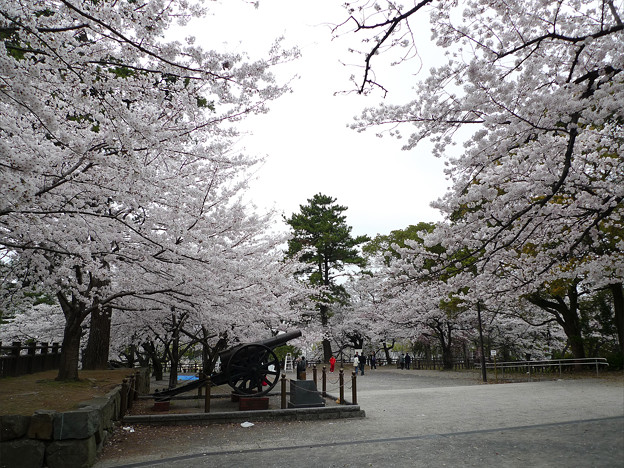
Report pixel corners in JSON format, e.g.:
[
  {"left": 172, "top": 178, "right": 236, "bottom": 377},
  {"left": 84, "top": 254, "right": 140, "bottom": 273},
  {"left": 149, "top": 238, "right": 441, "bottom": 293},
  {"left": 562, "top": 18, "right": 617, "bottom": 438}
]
[{"left": 177, "top": 375, "right": 199, "bottom": 381}]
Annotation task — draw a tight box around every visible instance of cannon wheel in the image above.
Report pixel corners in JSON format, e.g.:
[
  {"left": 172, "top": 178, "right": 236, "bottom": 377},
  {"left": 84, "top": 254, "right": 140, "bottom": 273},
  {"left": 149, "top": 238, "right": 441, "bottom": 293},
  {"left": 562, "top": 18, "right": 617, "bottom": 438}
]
[{"left": 226, "top": 344, "right": 281, "bottom": 396}]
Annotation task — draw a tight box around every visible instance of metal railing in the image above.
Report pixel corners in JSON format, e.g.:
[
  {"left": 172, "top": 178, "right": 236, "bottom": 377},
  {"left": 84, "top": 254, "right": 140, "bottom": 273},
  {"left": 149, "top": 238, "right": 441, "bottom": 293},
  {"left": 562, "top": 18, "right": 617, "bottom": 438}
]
[{"left": 476, "top": 357, "right": 609, "bottom": 381}]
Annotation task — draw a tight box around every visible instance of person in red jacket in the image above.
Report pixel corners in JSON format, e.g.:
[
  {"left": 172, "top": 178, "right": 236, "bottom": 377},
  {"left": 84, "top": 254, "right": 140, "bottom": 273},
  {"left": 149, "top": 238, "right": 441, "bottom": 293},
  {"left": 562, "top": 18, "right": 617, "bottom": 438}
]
[{"left": 329, "top": 355, "right": 336, "bottom": 373}]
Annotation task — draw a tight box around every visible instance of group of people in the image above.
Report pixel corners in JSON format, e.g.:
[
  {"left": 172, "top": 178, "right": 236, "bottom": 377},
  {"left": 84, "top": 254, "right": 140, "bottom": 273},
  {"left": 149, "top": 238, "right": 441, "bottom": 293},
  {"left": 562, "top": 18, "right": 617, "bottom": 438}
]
[
  {"left": 310, "top": 352, "right": 416, "bottom": 374},
  {"left": 297, "top": 352, "right": 418, "bottom": 377},
  {"left": 398, "top": 353, "right": 412, "bottom": 369},
  {"left": 327, "top": 353, "right": 378, "bottom": 376},
  {"left": 352, "top": 352, "right": 377, "bottom": 376},
  {"left": 315, "top": 351, "right": 418, "bottom": 374}
]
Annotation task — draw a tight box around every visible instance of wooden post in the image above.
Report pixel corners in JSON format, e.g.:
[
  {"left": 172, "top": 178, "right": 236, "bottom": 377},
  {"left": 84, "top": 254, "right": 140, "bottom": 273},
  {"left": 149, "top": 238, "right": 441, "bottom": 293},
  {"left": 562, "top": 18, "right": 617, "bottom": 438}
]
[
  {"left": 40, "top": 342, "right": 49, "bottom": 372},
  {"left": 312, "top": 364, "right": 317, "bottom": 386},
  {"left": 322, "top": 365, "right": 327, "bottom": 397},
  {"left": 127, "top": 374, "right": 134, "bottom": 409},
  {"left": 204, "top": 377, "right": 211, "bottom": 413},
  {"left": 120, "top": 378, "right": 129, "bottom": 417},
  {"left": 280, "top": 373, "right": 287, "bottom": 409},
  {"left": 10, "top": 341, "right": 20, "bottom": 376},
  {"left": 494, "top": 354, "right": 498, "bottom": 383},
  {"left": 27, "top": 342, "right": 36, "bottom": 374},
  {"left": 339, "top": 368, "right": 344, "bottom": 405},
  {"left": 134, "top": 371, "right": 141, "bottom": 398},
  {"left": 51, "top": 343, "right": 61, "bottom": 369},
  {"left": 351, "top": 371, "right": 357, "bottom": 406}
]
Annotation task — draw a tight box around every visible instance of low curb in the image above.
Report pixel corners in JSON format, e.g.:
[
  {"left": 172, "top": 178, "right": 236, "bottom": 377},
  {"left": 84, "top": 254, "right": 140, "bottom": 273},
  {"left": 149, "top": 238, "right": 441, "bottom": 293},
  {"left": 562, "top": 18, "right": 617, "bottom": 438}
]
[{"left": 122, "top": 405, "right": 365, "bottom": 426}]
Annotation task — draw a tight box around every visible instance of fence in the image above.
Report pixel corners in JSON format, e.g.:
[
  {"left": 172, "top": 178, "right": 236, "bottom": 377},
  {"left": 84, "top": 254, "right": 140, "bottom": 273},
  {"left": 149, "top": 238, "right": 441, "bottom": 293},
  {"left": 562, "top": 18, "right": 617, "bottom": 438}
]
[
  {"left": 0, "top": 341, "right": 62, "bottom": 377},
  {"left": 477, "top": 357, "right": 609, "bottom": 381},
  {"left": 308, "top": 357, "right": 472, "bottom": 371}
]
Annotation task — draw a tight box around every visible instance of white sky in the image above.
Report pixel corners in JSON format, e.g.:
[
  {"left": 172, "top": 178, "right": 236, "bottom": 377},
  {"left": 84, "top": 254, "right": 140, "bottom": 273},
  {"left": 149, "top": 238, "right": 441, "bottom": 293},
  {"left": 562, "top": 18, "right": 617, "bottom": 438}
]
[{"left": 187, "top": 1, "right": 451, "bottom": 238}]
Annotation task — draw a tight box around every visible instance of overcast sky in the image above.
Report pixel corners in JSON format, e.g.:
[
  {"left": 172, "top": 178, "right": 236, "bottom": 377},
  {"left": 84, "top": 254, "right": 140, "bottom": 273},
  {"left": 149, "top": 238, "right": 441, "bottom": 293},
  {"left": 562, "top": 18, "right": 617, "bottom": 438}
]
[{"left": 187, "top": 1, "right": 451, "bottom": 238}]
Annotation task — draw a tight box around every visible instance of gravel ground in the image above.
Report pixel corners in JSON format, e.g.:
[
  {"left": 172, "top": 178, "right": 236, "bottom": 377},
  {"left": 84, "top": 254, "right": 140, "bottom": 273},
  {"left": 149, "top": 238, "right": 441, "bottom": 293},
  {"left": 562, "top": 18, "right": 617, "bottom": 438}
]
[{"left": 96, "top": 368, "right": 624, "bottom": 468}]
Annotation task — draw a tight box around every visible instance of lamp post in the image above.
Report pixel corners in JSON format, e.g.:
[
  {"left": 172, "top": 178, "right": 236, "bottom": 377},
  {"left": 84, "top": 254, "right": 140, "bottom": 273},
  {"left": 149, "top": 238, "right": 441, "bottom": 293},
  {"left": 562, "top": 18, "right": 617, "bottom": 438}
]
[{"left": 477, "top": 301, "right": 487, "bottom": 383}]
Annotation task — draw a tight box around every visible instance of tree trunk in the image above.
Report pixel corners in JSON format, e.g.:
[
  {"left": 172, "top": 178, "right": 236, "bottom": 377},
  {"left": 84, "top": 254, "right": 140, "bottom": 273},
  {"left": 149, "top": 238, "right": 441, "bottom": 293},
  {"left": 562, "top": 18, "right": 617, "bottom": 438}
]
[
  {"left": 322, "top": 338, "right": 333, "bottom": 364},
  {"left": 441, "top": 347, "right": 454, "bottom": 370},
  {"left": 168, "top": 341, "right": 179, "bottom": 389},
  {"left": 56, "top": 292, "right": 88, "bottom": 381},
  {"left": 57, "top": 321, "right": 82, "bottom": 380},
  {"left": 382, "top": 340, "right": 395, "bottom": 365},
  {"left": 559, "top": 285, "right": 586, "bottom": 361},
  {"left": 127, "top": 344, "right": 137, "bottom": 368},
  {"left": 438, "top": 322, "right": 454, "bottom": 370},
  {"left": 143, "top": 341, "right": 164, "bottom": 380},
  {"left": 320, "top": 304, "right": 332, "bottom": 362},
  {"left": 528, "top": 282, "right": 586, "bottom": 360},
  {"left": 82, "top": 306, "right": 112, "bottom": 370},
  {"left": 347, "top": 334, "right": 364, "bottom": 351},
  {"left": 609, "top": 283, "right": 624, "bottom": 355},
  {"left": 201, "top": 332, "right": 227, "bottom": 376}
]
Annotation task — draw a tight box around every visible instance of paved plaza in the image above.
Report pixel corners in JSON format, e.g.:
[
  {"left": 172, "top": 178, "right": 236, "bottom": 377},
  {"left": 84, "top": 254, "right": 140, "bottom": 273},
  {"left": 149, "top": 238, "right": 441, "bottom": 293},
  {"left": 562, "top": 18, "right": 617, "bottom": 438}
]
[{"left": 96, "top": 367, "right": 624, "bottom": 468}]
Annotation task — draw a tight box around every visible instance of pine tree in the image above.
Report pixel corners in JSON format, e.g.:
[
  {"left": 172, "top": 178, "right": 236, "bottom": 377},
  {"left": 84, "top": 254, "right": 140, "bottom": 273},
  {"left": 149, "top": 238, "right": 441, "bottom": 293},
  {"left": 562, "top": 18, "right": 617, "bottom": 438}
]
[{"left": 284, "top": 193, "right": 370, "bottom": 362}]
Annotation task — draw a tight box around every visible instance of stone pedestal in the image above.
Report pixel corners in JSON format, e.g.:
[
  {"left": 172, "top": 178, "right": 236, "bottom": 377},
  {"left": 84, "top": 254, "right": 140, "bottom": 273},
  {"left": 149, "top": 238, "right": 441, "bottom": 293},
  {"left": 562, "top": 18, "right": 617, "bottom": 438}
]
[{"left": 288, "top": 379, "right": 325, "bottom": 408}]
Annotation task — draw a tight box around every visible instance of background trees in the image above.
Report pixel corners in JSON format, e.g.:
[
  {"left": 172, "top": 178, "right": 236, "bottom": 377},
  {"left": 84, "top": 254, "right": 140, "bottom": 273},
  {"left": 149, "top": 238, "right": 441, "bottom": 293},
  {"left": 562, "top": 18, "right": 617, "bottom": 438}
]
[
  {"left": 2, "top": 1, "right": 621, "bottom": 377},
  {"left": 0, "top": 0, "right": 301, "bottom": 379},
  {"left": 335, "top": 0, "right": 624, "bottom": 362},
  {"left": 284, "top": 193, "right": 370, "bottom": 362}
]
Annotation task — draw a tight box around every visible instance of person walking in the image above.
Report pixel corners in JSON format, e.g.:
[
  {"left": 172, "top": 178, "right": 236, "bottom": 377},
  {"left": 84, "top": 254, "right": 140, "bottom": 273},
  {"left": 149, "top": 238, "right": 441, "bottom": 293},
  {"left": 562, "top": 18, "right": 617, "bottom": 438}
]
[
  {"left": 370, "top": 353, "right": 376, "bottom": 369},
  {"left": 359, "top": 353, "right": 365, "bottom": 376},
  {"left": 405, "top": 353, "right": 412, "bottom": 370},
  {"left": 399, "top": 353, "right": 405, "bottom": 370},
  {"left": 329, "top": 355, "right": 336, "bottom": 373},
  {"left": 353, "top": 353, "right": 360, "bottom": 376},
  {"left": 296, "top": 356, "right": 307, "bottom": 380}
]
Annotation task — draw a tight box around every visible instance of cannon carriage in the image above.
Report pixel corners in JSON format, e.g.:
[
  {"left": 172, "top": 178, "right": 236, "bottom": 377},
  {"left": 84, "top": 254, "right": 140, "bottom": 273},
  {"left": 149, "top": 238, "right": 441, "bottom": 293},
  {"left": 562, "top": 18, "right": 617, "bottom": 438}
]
[{"left": 153, "top": 330, "right": 302, "bottom": 400}]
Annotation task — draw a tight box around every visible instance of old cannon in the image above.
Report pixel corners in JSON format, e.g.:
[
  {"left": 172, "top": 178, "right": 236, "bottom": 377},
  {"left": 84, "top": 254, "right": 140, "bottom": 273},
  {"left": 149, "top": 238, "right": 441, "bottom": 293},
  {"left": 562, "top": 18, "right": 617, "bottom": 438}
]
[{"left": 154, "top": 329, "right": 302, "bottom": 400}]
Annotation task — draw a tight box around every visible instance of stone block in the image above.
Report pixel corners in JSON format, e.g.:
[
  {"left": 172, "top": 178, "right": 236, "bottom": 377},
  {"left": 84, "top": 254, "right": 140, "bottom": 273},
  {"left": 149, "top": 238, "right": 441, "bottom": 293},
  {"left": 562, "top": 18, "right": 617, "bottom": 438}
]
[
  {"left": 0, "top": 439, "right": 45, "bottom": 468},
  {"left": 53, "top": 408, "right": 100, "bottom": 440},
  {"left": 46, "top": 435, "right": 96, "bottom": 468},
  {"left": 27, "top": 410, "right": 56, "bottom": 440},
  {"left": 105, "top": 387, "right": 121, "bottom": 420},
  {"left": 78, "top": 397, "right": 116, "bottom": 430},
  {"left": 288, "top": 380, "right": 325, "bottom": 408},
  {"left": 0, "top": 415, "right": 30, "bottom": 441}
]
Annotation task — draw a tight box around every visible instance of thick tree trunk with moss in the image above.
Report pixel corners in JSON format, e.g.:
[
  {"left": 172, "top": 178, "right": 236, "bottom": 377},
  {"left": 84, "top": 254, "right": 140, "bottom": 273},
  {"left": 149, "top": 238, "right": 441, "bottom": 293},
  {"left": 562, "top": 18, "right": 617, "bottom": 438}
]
[
  {"left": 56, "top": 292, "right": 88, "bottom": 381},
  {"left": 82, "top": 306, "right": 112, "bottom": 370}
]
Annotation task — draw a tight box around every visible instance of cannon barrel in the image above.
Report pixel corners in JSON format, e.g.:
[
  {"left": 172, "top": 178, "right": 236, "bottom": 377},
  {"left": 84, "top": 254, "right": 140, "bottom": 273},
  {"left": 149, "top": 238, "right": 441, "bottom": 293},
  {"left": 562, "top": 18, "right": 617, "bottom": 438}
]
[
  {"left": 219, "top": 329, "right": 302, "bottom": 363},
  {"left": 252, "top": 329, "right": 302, "bottom": 349}
]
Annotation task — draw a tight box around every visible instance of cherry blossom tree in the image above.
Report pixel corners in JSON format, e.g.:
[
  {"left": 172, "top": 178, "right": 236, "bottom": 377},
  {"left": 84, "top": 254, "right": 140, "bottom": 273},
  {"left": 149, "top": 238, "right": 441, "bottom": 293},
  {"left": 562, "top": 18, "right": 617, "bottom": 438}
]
[
  {"left": 337, "top": 0, "right": 624, "bottom": 355},
  {"left": 0, "top": 0, "right": 301, "bottom": 379},
  {"left": 0, "top": 303, "right": 65, "bottom": 344}
]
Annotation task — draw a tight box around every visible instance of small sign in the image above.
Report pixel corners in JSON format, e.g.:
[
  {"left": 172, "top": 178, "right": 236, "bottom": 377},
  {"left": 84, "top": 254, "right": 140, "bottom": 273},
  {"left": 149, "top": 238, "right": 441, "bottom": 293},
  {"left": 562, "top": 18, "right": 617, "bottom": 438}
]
[{"left": 491, "top": 350, "right": 497, "bottom": 357}]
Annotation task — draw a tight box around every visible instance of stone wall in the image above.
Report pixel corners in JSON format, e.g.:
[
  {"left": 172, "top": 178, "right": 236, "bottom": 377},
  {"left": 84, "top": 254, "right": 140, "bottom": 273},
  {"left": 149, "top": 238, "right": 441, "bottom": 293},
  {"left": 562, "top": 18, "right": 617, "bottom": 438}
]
[{"left": 0, "top": 369, "right": 149, "bottom": 468}]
